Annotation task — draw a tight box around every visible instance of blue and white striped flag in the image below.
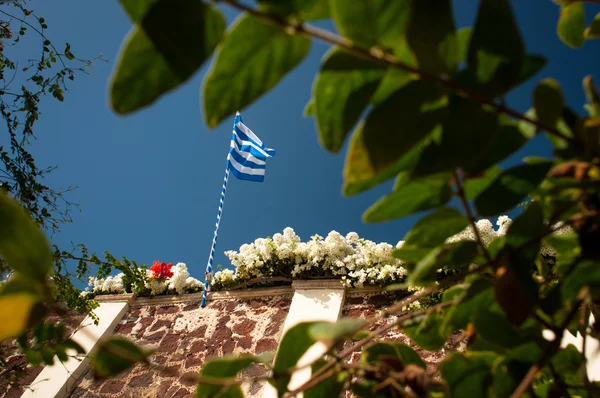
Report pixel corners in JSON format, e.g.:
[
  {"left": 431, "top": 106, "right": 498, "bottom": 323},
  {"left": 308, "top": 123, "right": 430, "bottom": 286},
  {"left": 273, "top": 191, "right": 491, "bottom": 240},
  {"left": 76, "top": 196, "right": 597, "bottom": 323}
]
[{"left": 228, "top": 112, "right": 275, "bottom": 182}]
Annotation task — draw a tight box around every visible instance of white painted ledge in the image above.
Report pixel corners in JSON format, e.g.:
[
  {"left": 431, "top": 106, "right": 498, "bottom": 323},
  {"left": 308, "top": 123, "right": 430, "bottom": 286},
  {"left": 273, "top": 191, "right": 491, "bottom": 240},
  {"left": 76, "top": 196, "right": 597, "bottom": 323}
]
[
  {"left": 262, "top": 280, "right": 346, "bottom": 398},
  {"left": 21, "top": 301, "right": 131, "bottom": 398}
]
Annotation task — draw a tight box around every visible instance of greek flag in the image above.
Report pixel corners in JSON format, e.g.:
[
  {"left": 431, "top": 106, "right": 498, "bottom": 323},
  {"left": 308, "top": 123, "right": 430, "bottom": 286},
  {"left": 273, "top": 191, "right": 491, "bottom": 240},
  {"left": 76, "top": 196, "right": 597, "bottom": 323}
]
[{"left": 227, "top": 112, "right": 275, "bottom": 182}]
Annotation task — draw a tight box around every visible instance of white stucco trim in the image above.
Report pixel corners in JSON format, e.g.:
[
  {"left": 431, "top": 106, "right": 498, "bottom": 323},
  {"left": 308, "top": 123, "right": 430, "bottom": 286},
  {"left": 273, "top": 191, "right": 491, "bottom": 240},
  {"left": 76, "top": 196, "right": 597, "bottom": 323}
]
[
  {"left": 262, "top": 280, "right": 346, "bottom": 398},
  {"left": 21, "top": 301, "right": 131, "bottom": 398}
]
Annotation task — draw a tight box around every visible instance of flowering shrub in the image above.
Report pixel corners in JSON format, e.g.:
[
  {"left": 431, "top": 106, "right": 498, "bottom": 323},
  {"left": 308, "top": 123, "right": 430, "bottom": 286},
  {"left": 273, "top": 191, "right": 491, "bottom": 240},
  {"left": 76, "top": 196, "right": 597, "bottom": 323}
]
[
  {"left": 88, "top": 262, "right": 203, "bottom": 296},
  {"left": 212, "top": 217, "right": 572, "bottom": 290}
]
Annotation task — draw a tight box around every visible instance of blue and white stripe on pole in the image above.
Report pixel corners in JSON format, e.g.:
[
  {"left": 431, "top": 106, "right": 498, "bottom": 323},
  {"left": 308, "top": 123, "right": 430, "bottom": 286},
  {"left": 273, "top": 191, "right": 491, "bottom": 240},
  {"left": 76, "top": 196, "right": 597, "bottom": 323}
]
[
  {"left": 201, "top": 112, "right": 274, "bottom": 307},
  {"left": 201, "top": 165, "right": 230, "bottom": 307}
]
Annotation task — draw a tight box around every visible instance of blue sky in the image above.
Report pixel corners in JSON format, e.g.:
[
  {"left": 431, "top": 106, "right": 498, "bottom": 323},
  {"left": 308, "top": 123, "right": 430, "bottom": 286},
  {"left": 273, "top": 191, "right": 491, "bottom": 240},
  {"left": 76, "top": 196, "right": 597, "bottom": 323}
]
[{"left": 10, "top": 1, "right": 600, "bottom": 281}]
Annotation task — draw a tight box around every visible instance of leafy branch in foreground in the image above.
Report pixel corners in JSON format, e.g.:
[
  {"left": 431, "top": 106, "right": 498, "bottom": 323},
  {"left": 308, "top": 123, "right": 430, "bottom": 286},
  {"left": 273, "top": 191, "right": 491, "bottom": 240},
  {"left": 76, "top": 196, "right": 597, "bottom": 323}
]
[{"left": 73, "top": 0, "right": 600, "bottom": 396}]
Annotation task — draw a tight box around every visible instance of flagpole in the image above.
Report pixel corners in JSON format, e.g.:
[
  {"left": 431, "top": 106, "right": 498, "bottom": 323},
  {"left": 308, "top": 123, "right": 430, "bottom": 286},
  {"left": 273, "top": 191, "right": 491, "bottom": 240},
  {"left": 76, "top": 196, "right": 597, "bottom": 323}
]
[{"left": 201, "top": 153, "right": 232, "bottom": 308}]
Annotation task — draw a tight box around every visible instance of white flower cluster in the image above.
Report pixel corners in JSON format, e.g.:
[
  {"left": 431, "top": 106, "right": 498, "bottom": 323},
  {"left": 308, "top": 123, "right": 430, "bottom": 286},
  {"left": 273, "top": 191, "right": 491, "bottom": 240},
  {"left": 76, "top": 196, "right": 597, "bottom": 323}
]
[
  {"left": 89, "top": 263, "right": 203, "bottom": 296},
  {"left": 214, "top": 217, "right": 574, "bottom": 290}
]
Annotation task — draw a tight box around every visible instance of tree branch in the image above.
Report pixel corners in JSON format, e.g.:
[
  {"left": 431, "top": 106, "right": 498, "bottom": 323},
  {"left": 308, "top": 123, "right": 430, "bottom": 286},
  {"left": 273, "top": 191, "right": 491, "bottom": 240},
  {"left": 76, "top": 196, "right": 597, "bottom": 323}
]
[{"left": 217, "top": 0, "right": 577, "bottom": 146}]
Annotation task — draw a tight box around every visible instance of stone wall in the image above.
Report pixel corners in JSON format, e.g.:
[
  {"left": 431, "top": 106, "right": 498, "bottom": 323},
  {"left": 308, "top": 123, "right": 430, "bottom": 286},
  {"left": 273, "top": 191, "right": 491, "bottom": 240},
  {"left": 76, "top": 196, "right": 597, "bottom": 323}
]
[{"left": 68, "top": 294, "right": 292, "bottom": 398}]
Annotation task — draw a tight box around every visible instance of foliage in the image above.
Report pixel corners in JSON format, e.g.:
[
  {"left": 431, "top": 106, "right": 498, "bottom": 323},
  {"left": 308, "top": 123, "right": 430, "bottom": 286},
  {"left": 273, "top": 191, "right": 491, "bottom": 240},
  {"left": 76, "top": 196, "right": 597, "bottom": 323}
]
[
  {"left": 5, "top": 0, "right": 600, "bottom": 397},
  {"left": 104, "top": 0, "right": 600, "bottom": 396}
]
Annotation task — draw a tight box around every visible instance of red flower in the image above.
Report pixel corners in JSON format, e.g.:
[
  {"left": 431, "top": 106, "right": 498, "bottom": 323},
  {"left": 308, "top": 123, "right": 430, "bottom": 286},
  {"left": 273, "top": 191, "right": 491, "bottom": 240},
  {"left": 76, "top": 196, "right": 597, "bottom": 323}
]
[{"left": 149, "top": 261, "right": 174, "bottom": 279}]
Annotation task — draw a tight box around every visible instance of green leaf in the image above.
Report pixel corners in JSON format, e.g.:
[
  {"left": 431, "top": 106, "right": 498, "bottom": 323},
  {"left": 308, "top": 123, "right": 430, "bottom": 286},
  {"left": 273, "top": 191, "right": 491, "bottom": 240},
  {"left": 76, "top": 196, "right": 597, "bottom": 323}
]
[
  {"left": 406, "top": 0, "right": 458, "bottom": 74},
  {"left": 534, "top": 79, "right": 564, "bottom": 128},
  {"left": 303, "top": 98, "right": 314, "bottom": 117},
  {"left": 304, "top": 360, "right": 344, "bottom": 398},
  {"left": 197, "top": 356, "right": 257, "bottom": 398},
  {"left": 442, "top": 277, "right": 494, "bottom": 332},
  {"left": 329, "top": 0, "right": 410, "bottom": 48},
  {"left": 474, "top": 161, "right": 553, "bottom": 217},
  {"left": 309, "top": 318, "right": 367, "bottom": 343},
  {"left": 440, "top": 353, "right": 492, "bottom": 397},
  {"left": 583, "top": 75, "right": 600, "bottom": 118},
  {"left": 272, "top": 322, "right": 317, "bottom": 394},
  {"left": 343, "top": 80, "right": 447, "bottom": 195},
  {"left": 408, "top": 241, "right": 478, "bottom": 285},
  {"left": 551, "top": 344, "right": 583, "bottom": 375},
  {"left": 203, "top": 15, "right": 310, "bottom": 127},
  {"left": 457, "top": 27, "right": 473, "bottom": 65},
  {"left": 0, "top": 293, "right": 38, "bottom": 341},
  {"left": 403, "top": 207, "right": 468, "bottom": 248},
  {"left": 544, "top": 233, "right": 580, "bottom": 274},
  {"left": 467, "top": 0, "right": 524, "bottom": 96},
  {"left": 118, "top": 0, "right": 158, "bottom": 23},
  {"left": 558, "top": 1, "right": 585, "bottom": 48},
  {"left": 585, "top": 12, "right": 600, "bottom": 39},
  {"left": 413, "top": 98, "right": 500, "bottom": 176},
  {"left": 363, "top": 173, "right": 452, "bottom": 222},
  {"left": 363, "top": 342, "right": 427, "bottom": 369},
  {"left": 403, "top": 310, "right": 448, "bottom": 351},
  {"left": 257, "top": 0, "right": 330, "bottom": 21},
  {"left": 392, "top": 246, "right": 432, "bottom": 263},
  {"left": 473, "top": 304, "right": 522, "bottom": 347},
  {"left": 111, "top": 1, "right": 225, "bottom": 114},
  {"left": 314, "top": 49, "right": 385, "bottom": 152},
  {"left": 517, "top": 54, "right": 547, "bottom": 87},
  {"left": 464, "top": 166, "right": 503, "bottom": 200},
  {"left": 562, "top": 260, "right": 600, "bottom": 301},
  {"left": 0, "top": 192, "right": 52, "bottom": 280},
  {"left": 91, "top": 337, "right": 154, "bottom": 378}
]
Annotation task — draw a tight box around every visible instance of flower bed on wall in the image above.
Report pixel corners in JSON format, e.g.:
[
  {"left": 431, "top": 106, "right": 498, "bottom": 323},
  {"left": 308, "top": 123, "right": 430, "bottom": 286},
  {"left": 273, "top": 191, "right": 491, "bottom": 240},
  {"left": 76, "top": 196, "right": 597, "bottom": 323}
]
[{"left": 88, "top": 215, "right": 571, "bottom": 297}]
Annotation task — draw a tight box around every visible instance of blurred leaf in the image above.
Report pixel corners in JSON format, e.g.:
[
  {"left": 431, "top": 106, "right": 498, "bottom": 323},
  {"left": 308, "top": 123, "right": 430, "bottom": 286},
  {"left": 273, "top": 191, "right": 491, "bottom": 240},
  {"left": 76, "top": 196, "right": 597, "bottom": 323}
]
[
  {"left": 457, "top": 27, "right": 473, "bottom": 65},
  {"left": 403, "top": 207, "right": 468, "bottom": 248},
  {"left": 118, "top": 0, "right": 157, "bottom": 22},
  {"left": 111, "top": 1, "right": 225, "bottom": 115},
  {"left": 544, "top": 233, "right": 580, "bottom": 275},
  {"left": 585, "top": 12, "right": 600, "bottom": 39},
  {"left": 330, "top": 0, "right": 410, "bottom": 48},
  {"left": 562, "top": 259, "right": 600, "bottom": 301},
  {"left": 534, "top": 79, "right": 564, "bottom": 128},
  {"left": 406, "top": 0, "right": 457, "bottom": 74},
  {"left": 467, "top": 0, "right": 524, "bottom": 96},
  {"left": 0, "top": 293, "right": 37, "bottom": 341},
  {"left": 551, "top": 344, "right": 583, "bottom": 375},
  {"left": 403, "top": 310, "right": 447, "bottom": 351},
  {"left": 303, "top": 98, "right": 314, "bottom": 117},
  {"left": 257, "top": 0, "right": 330, "bottom": 20},
  {"left": 413, "top": 98, "right": 499, "bottom": 176},
  {"left": 474, "top": 161, "right": 553, "bottom": 217},
  {"left": 363, "top": 173, "right": 452, "bottom": 222},
  {"left": 558, "top": 1, "right": 585, "bottom": 48},
  {"left": 583, "top": 75, "right": 600, "bottom": 118},
  {"left": 392, "top": 246, "right": 432, "bottom": 263},
  {"left": 464, "top": 166, "right": 503, "bottom": 200},
  {"left": 0, "top": 192, "right": 52, "bottom": 280},
  {"left": 197, "top": 355, "right": 257, "bottom": 398},
  {"left": 304, "top": 360, "right": 344, "bottom": 398},
  {"left": 369, "top": 39, "right": 415, "bottom": 105},
  {"left": 309, "top": 318, "right": 367, "bottom": 343},
  {"left": 203, "top": 15, "right": 310, "bottom": 127},
  {"left": 442, "top": 277, "right": 494, "bottom": 332},
  {"left": 91, "top": 337, "right": 154, "bottom": 379},
  {"left": 517, "top": 54, "right": 547, "bottom": 87},
  {"left": 344, "top": 80, "right": 446, "bottom": 195},
  {"left": 272, "top": 322, "right": 317, "bottom": 394},
  {"left": 440, "top": 353, "right": 491, "bottom": 397},
  {"left": 314, "top": 49, "right": 385, "bottom": 152},
  {"left": 363, "top": 342, "right": 427, "bottom": 369},
  {"left": 473, "top": 303, "right": 522, "bottom": 347},
  {"left": 408, "top": 240, "right": 478, "bottom": 285}
]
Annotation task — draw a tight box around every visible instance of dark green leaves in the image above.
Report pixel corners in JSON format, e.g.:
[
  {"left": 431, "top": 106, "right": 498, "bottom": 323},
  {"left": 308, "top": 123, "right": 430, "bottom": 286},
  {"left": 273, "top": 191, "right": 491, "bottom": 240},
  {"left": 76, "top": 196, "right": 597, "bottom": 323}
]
[
  {"left": 309, "top": 318, "right": 367, "bottom": 343},
  {"left": 468, "top": 0, "right": 524, "bottom": 96},
  {"left": 363, "top": 342, "right": 426, "bottom": 369},
  {"left": 91, "top": 337, "right": 154, "bottom": 378},
  {"left": 585, "top": 13, "right": 600, "bottom": 40},
  {"left": 403, "top": 207, "right": 468, "bottom": 248},
  {"left": 0, "top": 192, "right": 52, "bottom": 280},
  {"left": 196, "top": 356, "right": 257, "bottom": 398},
  {"left": 408, "top": 241, "right": 478, "bottom": 285},
  {"left": 314, "top": 49, "right": 385, "bottom": 152},
  {"left": 534, "top": 79, "right": 564, "bottom": 128},
  {"left": 558, "top": 1, "right": 585, "bottom": 48},
  {"left": 403, "top": 311, "right": 447, "bottom": 351},
  {"left": 257, "top": 0, "right": 330, "bottom": 21},
  {"left": 474, "top": 161, "right": 553, "bottom": 217},
  {"left": 111, "top": 0, "right": 225, "bottom": 114},
  {"left": 330, "top": 0, "right": 410, "bottom": 48},
  {"left": 440, "top": 353, "right": 492, "bottom": 397},
  {"left": 406, "top": 0, "right": 458, "bottom": 74},
  {"left": 203, "top": 15, "right": 310, "bottom": 127},
  {"left": 364, "top": 173, "right": 452, "bottom": 222},
  {"left": 344, "top": 80, "right": 446, "bottom": 195}
]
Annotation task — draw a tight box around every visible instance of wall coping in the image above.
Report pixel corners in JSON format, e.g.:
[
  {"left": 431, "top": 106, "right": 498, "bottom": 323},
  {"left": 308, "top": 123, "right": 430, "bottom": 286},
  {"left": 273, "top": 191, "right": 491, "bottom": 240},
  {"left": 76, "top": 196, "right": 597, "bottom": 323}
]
[{"left": 91, "top": 281, "right": 390, "bottom": 306}]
